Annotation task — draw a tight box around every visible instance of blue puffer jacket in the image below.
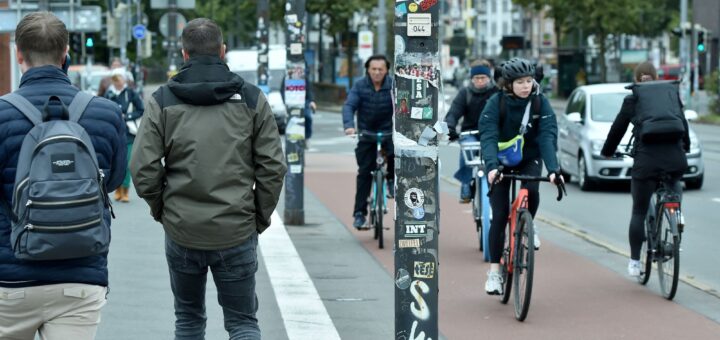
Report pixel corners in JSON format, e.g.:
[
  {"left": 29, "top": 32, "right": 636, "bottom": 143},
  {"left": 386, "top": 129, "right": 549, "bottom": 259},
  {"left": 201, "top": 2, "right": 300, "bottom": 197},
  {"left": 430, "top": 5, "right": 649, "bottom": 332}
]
[
  {"left": 0, "top": 66, "right": 127, "bottom": 288},
  {"left": 342, "top": 75, "right": 394, "bottom": 132}
]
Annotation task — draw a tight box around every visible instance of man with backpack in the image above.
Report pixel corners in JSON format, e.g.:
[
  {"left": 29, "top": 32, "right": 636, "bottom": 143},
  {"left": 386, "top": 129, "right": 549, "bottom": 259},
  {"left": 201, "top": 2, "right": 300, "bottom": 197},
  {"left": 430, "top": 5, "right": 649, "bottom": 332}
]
[
  {"left": 601, "top": 61, "right": 689, "bottom": 277},
  {"left": 131, "top": 18, "right": 286, "bottom": 339},
  {"left": 0, "top": 12, "right": 127, "bottom": 339}
]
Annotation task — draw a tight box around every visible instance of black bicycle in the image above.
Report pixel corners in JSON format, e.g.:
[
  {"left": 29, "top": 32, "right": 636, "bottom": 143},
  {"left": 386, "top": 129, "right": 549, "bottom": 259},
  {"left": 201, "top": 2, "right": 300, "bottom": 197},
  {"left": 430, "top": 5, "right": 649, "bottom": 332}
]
[
  {"left": 359, "top": 131, "right": 392, "bottom": 249},
  {"left": 637, "top": 173, "right": 683, "bottom": 300}
]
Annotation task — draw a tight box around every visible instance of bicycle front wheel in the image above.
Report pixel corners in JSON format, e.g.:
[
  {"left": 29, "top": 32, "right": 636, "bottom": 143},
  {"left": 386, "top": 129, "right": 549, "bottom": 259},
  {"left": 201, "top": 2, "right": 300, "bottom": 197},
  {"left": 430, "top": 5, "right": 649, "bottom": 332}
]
[
  {"left": 500, "top": 222, "right": 512, "bottom": 305},
  {"left": 513, "top": 211, "right": 535, "bottom": 321},
  {"left": 657, "top": 207, "right": 680, "bottom": 300},
  {"left": 473, "top": 180, "right": 483, "bottom": 252},
  {"left": 376, "top": 173, "right": 385, "bottom": 249}
]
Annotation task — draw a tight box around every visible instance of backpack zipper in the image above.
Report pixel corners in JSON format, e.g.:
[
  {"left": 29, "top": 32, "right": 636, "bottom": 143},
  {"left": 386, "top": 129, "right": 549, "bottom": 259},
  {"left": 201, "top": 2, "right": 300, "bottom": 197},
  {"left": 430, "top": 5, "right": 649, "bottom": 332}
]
[
  {"left": 12, "top": 177, "right": 29, "bottom": 212},
  {"left": 28, "top": 195, "right": 99, "bottom": 208},
  {"left": 24, "top": 217, "right": 102, "bottom": 232}
]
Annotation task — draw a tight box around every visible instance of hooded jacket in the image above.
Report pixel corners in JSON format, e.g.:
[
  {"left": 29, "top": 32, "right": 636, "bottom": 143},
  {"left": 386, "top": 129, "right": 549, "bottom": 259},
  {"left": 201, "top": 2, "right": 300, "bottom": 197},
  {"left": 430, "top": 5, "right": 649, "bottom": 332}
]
[
  {"left": 479, "top": 92, "right": 559, "bottom": 173},
  {"left": 444, "top": 83, "right": 498, "bottom": 133},
  {"left": 0, "top": 66, "right": 126, "bottom": 288},
  {"left": 342, "top": 75, "right": 394, "bottom": 133},
  {"left": 130, "top": 56, "right": 287, "bottom": 250}
]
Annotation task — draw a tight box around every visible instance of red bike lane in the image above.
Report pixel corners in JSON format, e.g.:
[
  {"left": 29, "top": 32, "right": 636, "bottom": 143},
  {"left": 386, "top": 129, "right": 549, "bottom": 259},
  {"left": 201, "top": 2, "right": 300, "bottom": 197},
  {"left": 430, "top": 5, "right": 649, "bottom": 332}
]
[{"left": 304, "top": 152, "right": 720, "bottom": 339}]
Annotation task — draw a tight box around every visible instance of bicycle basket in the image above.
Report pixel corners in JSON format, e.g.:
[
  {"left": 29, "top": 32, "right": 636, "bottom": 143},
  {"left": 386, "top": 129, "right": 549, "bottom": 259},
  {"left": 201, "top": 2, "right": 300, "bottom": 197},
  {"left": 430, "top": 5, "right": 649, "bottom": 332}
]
[{"left": 460, "top": 141, "right": 483, "bottom": 166}]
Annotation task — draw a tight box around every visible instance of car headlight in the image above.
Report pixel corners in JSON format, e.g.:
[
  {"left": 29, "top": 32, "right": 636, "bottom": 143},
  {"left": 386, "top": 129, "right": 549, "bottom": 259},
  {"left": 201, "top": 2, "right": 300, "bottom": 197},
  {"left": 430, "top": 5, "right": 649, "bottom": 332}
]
[
  {"left": 689, "top": 134, "right": 701, "bottom": 155},
  {"left": 591, "top": 139, "right": 605, "bottom": 156}
]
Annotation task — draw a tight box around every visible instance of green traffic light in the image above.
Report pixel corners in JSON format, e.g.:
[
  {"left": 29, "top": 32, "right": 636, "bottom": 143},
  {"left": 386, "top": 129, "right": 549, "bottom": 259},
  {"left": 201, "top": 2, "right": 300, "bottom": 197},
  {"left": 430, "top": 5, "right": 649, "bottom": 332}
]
[
  {"left": 697, "top": 43, "right": 705, "bottom": 52},
  {"left": 86, "top": 37, "right": 94, "bottom": 48}
]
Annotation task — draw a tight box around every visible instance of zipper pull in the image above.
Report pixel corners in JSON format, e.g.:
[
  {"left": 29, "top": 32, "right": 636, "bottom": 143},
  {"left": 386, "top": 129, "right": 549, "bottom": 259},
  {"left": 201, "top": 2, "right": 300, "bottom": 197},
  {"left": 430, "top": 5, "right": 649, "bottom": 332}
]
[
  {"left": 25, "top": 224, "right": 34, "bottom": 230},
  {"left": 108, "top": 202, "right": 116, "bottom": 219},
  {"left": 26, "top": 199, "right": 32, "bottom": 206}
]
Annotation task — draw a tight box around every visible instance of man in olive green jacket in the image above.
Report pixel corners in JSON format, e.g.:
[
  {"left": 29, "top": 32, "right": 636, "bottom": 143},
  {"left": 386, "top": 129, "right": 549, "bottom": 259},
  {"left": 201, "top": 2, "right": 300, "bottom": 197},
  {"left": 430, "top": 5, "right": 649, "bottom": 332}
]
[{"left": 130, "top": 18, "right": 286, "bottom": 339}]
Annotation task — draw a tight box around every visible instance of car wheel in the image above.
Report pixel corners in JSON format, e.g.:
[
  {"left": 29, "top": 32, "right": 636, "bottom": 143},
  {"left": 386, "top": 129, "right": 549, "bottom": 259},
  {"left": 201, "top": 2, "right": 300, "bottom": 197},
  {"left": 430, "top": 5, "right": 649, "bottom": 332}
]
[
  {"left": 578, "top": 154, "right": 595, "bottom": 191},
  {"left": 685, "top": 174, "right": 703, "bottom": 190}
]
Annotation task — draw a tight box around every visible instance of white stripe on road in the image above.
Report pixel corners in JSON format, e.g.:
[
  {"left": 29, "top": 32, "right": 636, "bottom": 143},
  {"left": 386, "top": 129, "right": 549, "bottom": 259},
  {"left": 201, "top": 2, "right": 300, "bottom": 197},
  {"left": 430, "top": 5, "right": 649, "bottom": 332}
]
[
  {"left": 259, "top": 212, "right": 341, "bottom": 340},
  {"left": 712, "top": 198, "right": 720, "bottom": 204}
]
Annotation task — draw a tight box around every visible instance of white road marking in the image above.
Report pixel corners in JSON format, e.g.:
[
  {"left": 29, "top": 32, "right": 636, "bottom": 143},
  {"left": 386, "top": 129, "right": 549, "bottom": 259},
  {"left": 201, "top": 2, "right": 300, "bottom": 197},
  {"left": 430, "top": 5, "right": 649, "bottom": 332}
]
[
  {"left": 712, "top": 198, "right": 720, "bottom": 204},
  {"left": 259, "top": 212, "right": 341, "bottom": 340}
]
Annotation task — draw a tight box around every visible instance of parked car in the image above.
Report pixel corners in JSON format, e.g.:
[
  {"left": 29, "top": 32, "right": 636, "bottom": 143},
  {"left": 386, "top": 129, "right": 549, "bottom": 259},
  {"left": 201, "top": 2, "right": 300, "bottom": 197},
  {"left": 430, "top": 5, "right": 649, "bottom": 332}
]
[
  {"left": 557, "top": 83, "right": 704, "bottom": 190},
  {"left": 67, "top": 64, "right": 109, "bottom": 92}
]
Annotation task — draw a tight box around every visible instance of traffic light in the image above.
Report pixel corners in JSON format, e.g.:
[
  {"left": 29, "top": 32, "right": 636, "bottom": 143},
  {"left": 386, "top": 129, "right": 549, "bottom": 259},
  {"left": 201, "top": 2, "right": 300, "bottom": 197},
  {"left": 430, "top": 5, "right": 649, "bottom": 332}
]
[
  {"left": 697, "top": 31, "right": 706, "bottom": 52},
  {"left": 85, "top": 34, "right": 94, "bottom": 56},
  {"left": 70, "top": 33, "right": 82, "bottom": 55}
]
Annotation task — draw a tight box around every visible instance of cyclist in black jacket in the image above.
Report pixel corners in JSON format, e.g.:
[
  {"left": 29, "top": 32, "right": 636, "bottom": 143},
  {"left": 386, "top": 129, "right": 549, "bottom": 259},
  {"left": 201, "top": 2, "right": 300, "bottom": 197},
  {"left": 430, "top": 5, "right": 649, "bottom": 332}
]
[
  {"left": 600, "top": 61, "right": 689, "bottom": 277},
  {"left": 445, "top": 59, "right": 498, "bottom": 203}
]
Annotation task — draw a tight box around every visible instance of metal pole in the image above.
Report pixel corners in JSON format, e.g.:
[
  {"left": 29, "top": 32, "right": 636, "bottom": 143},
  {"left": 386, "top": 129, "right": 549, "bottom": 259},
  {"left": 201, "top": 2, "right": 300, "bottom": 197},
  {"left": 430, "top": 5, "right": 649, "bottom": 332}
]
[
  {"left": 135, "top": 0, "right": 144, "bottom": 95},
  {"left": 257, "top": 0, "right": 270, "bottom": 94},
  {"left": 168, "top": 0, "right": 178, "bottom": 71},
  {"left": 394, "top": 2, "right": 440, "bottom": 339},
  {"left": 283, "top": 0, "right": 306, "bottom": 225},
  {"left": 693, "top": 24, "right": 700, "bottom": 99},
  {"left": 680, "top": 0, "right": 691, "bottom": 106},
  {"left": 377, "top": 0, "right": 386, "bottom": 55}
]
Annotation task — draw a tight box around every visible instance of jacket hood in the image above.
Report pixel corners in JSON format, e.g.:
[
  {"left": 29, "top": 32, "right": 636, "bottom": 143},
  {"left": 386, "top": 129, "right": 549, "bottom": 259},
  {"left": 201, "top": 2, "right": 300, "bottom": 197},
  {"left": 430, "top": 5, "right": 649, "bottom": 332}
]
[{"left": 167, "top": 55, "right": 244, "bottom": 106}]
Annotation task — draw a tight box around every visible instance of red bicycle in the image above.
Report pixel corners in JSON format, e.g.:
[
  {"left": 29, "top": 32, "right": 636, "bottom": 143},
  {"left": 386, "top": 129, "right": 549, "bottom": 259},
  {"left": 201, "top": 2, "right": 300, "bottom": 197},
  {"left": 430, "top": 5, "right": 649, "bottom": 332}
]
[{"left": 489, "top": 167, "right": 566, "bottom": 321}]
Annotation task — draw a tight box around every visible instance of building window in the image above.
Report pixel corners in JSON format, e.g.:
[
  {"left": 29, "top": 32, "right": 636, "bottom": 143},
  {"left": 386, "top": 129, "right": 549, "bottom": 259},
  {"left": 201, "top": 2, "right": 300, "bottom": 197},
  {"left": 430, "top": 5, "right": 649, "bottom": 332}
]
[
  {"left": 503, "top": 0, "right": 508, "bottom": 12},
  {"left": 491, "top": 0, "right": 496, "bottom": 12},
  {"left": 503, "top": 22, "right": 509, "bottom": 35},
  {"left": 491, "top": 22, "right": 497, "bottom": 36}
]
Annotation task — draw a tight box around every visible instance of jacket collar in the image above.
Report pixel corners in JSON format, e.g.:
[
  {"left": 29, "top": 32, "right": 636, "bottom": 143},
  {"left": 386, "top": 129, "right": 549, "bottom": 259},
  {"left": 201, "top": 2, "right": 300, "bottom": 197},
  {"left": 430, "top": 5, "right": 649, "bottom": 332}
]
[
  {"left": 364, "top": 75, "right": 392, "bottom": 91},
  {"left": 19, "top": 65, "right": 71, "bottom": 88}
]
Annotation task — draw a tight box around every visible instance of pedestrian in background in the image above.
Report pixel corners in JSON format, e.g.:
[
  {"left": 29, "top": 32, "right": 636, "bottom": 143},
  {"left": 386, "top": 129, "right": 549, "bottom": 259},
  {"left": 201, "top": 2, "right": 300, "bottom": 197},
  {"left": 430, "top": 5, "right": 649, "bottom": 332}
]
[
  {"left": 105, "top": 68, "right": 144, "bottom": 203},
  {"left": 445, "top": 58, "right": 499, "bottom": 203},
  {"left": 130, "top": 18, "right": 286, "bottom": 339},
  {"left": 97, "top": 57, "right": 135, "bottom": 98},
  {"left": 0, "top": 12, "right": 126, "bottom": 339}
]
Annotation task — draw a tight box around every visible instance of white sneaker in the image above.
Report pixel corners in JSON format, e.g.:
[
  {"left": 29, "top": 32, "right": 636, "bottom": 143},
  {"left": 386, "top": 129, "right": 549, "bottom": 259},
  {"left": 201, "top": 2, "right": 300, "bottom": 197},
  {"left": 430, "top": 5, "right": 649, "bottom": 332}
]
[
  {"left": 533, "top": 226, "right": 541, "bottom": 250},
  {"left": 628, "top": 260, "right": 641, "bottom": 277},
  {"left": 485, "top": 271, "right": 504, "bottom": 295}
]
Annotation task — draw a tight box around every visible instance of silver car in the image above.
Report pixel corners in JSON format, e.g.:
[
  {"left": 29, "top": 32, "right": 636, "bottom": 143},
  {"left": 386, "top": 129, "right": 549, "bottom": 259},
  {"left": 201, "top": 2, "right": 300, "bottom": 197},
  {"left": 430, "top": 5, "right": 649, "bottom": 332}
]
[{"left": 557, "top": 83, "right": 704, "bottom": 190}]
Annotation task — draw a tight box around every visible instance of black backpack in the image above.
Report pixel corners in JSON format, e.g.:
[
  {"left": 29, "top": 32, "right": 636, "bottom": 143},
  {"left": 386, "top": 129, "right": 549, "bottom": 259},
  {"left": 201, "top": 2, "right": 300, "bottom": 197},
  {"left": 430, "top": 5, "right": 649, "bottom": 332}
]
[{"left": 627, "top": 80, "right": 686, "bottom": 143}]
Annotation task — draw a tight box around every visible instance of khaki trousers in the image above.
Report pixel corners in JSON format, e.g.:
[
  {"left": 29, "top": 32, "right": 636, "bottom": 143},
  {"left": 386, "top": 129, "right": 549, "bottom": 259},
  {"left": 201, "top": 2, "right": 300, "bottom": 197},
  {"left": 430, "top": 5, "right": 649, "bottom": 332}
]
[{"left": 0, "top": 283, "right": 107, "bottom": 340}]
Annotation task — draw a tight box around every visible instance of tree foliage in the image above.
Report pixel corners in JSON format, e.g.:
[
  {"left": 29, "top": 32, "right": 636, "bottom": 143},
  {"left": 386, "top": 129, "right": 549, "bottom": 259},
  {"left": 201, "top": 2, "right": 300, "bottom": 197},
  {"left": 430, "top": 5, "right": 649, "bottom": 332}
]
[{"left": 306, "top": 0, "right": 376, "bottom": 35}]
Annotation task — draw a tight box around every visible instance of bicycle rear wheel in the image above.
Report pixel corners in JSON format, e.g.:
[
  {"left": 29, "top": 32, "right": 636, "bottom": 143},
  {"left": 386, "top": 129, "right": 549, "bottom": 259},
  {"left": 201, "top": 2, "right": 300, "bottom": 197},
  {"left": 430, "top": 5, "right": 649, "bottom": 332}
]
[
  {"left": 657, "top": 207, "right": 680, "bottom": 300},
  {"left": 513, "top": 211, "right": 535, "bottom": 321},
  {"left": 500, "top": 223, "right": 513, "bottom": 305},
  {"left": 473, "top": 179, "right": 483, "bottom": 252},
  {"left": 637, "top": 239, "right": 652, "bottom": 285},
  {"left": 375, "top": 173, "right": 385, "bottom": 249}
]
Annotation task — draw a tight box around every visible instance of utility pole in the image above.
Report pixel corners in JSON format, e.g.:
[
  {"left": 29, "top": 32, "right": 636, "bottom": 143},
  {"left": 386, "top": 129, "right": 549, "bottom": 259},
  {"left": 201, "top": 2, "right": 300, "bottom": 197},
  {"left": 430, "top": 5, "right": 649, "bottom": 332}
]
[
  {"left": 257, "top": 0, "right": 270, "bottom": 94},
  {"left": 377, "top": 0, "right": 386, "bottom": 55},
  {"left": 283, "top": 0, "right": 307, "bottom": 225},
  {"left": 135, "top": 0, "right": 143, "bottom": 95},
  {"left": 168, "top": 0, "right": 178, "bottom": 71},
  {"left": 680, "top": 0, "right": 691, "bottom": 106},
  {"left": 393, "top": 1, "right": 441, "bottom": 339}
]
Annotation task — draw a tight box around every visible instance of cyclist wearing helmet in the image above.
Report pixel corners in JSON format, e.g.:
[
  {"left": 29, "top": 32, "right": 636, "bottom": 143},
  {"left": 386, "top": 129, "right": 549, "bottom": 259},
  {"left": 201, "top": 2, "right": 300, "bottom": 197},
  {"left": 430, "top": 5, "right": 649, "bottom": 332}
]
[
  {"left": 478, "top": 57, "right": 563, "bottom": 295},
  {"left": 444, "top": 59, "right": 499, "bottom": 203}
]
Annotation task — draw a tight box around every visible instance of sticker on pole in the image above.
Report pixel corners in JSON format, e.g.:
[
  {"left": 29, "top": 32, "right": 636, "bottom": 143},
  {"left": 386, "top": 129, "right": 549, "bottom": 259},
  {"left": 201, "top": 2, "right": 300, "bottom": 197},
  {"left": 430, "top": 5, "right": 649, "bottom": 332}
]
[
  {"left": 407, "top": 13, "right": 431, "bottom": 37},
  {"left": 404, "top": 188, "right": 425, "bottom": 208}
]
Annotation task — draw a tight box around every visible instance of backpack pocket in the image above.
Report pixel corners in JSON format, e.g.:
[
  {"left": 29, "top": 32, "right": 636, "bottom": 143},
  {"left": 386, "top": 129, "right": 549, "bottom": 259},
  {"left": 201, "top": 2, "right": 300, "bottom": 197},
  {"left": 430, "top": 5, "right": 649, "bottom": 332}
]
[{"left": 12, "top": 178, "right": 109, "bottom": 261}]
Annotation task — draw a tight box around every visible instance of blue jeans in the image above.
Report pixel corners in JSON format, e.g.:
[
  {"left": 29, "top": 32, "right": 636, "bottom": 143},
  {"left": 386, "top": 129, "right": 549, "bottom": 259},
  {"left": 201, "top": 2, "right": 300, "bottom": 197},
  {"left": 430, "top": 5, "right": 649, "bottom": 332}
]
[
  {"left": 165, "top": 233, "right": 260, "bottom": 340},
  {"left": 454, "top": 134, "right": 479, "bottom": 185}
]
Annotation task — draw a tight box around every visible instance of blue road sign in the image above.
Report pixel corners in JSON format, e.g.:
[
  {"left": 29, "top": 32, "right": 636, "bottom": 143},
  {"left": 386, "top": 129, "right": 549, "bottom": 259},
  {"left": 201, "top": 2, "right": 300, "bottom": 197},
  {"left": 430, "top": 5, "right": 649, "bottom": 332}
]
[{"left": 133, "top": 24, "right": 146, "bottom": 40}]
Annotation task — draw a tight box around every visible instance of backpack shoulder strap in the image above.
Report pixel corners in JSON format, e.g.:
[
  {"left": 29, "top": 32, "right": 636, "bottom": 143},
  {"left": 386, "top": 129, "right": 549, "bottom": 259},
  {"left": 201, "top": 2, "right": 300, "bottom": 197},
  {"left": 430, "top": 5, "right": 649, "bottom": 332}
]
[
  {"left": 532, "top": 94, "right": 542, "bottom": 115},
  {"left": 465, "top": 87, "right": 472, "bottom": 108},
  {"left": 68, "top": 91, "right": 94, "bottom": 122},
  {"left": 0, "top": 93, "right": 43, "bottom": 126},
  {"left": 498, "top": 94, "right": 506, "bottom": 128}
]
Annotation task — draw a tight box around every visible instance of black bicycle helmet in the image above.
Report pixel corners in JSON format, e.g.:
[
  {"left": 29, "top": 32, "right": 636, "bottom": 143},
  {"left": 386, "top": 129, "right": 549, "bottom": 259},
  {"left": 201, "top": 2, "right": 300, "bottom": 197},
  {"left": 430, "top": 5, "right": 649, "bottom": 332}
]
[{"left": 500, "top": 57, "right": 535, "bottom": 81}]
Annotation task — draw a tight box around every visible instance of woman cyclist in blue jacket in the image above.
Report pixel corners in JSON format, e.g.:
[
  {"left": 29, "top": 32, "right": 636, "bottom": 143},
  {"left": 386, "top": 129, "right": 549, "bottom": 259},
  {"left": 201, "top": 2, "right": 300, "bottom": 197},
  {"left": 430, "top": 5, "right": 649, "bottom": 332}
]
[{"left": 478, "top": 58, "right": 563, "bottom": 295}]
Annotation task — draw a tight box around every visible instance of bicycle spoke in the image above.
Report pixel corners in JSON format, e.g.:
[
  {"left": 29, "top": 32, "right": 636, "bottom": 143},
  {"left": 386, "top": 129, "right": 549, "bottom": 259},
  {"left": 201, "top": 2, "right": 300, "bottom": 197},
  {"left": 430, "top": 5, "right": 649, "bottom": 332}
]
[
  {"left": 657, "top": 208, "right": 679, "bottom": 300},
  {"left": 513, "top": 212, "right": 534, "bottom": 321}
]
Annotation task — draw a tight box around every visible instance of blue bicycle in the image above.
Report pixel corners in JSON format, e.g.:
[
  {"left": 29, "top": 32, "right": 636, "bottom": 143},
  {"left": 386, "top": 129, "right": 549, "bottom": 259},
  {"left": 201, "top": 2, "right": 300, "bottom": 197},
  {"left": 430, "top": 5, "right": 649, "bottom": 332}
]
[
  {"left": 459, "top": 130, "right": 492, "bottom": 261},
  {"left": 360, "top": 131, "right": 392, "bottom": 249}
]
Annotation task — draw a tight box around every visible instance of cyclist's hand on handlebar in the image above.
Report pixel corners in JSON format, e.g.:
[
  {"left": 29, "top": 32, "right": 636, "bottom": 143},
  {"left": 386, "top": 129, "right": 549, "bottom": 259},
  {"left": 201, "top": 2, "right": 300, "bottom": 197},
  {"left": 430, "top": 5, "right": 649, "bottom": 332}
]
[
  {"left": 487, "top": 169, "right": 503, "bottom": 185},
  {"left": 548, "top": 172, "right": 564, "bottom": 185},
  {"left": 345, "top": 128, "right": 356, "bottom": 136},
  {"left": 448, "top": 130, "right": 459, "bottom": 142}
]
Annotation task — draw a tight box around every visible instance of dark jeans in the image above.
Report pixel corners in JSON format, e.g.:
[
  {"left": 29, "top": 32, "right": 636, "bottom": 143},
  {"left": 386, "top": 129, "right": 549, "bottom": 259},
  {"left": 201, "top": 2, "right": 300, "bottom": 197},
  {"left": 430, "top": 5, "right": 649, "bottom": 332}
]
[
  {"left": 165, "top": 233, "right": 260, "bottom": 340},
  {"left": 353, "top": 139, "right": 395, "bottom": 216},
  {"left": 488, "top": 159, "right": 542, "bottom": 263},
  {"left": 629, "top": 176, "right": 682, "bottom": 260}
]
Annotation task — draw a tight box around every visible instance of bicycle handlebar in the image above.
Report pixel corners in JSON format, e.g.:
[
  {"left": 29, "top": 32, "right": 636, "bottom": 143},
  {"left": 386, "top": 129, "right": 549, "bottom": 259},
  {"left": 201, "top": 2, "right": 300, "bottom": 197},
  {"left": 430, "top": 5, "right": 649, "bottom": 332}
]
[
  {"left": 459, "top": 130, "right": 480, "bottom": 137},
  {"left": 487, "top": 166, "right": 568, "bottom": 201}
]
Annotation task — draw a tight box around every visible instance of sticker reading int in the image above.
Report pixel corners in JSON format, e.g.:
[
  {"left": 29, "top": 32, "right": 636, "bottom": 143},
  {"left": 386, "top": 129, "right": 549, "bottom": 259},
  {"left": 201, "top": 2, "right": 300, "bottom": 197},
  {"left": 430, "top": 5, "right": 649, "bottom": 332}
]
[{"left": 407, "top": 13, "right": 431, "bottom": 37}]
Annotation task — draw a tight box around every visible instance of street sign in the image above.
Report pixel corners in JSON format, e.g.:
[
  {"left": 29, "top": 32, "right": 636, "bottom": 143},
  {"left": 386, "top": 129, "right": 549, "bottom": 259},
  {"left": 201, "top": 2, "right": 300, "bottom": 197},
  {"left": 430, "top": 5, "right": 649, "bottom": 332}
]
[
  {"left": 358, "top": 30, "right": 374, "bottom": 62},
  {"left": 133, "top": 24, "right": 146, "bottom": 40},
  {"left": 158, "top": 12, "right": 187, "bottom": 38},
  {"left": 151, "top": 0, "right": 195, "bottom": 9},
  {"left": 0, "top": 6, "right": 102, "bottom": 33}
]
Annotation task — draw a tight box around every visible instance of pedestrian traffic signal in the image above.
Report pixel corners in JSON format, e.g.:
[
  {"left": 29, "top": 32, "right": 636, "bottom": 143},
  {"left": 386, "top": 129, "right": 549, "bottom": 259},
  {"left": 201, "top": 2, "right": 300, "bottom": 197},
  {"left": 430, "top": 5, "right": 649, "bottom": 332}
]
[
  {"left": 697, "top": 31, "right": 706, "bottom": 52},
  {"left": 85, "top": 35, "right": 94, "bottom": 56}
]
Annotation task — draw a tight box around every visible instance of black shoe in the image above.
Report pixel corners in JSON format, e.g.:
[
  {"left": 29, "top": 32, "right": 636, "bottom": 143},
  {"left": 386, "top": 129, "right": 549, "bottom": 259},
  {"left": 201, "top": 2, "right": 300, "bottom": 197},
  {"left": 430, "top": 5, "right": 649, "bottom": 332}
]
[
  {"left": 386, "top": 180, "right": 395, "bottom": 198},
  {"left": 353, "top": 214, "right": 367, "bottom": 230}
]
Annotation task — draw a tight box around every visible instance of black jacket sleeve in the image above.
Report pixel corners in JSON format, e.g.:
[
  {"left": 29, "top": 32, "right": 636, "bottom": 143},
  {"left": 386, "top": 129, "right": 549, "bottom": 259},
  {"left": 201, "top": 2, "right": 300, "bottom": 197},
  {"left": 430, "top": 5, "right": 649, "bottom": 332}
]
[
  {"left": 444, "top": 87, "right": 467, "bottom": 132},
  {"left": 601, "top": 95, "right": 635, "bottom": 157}
]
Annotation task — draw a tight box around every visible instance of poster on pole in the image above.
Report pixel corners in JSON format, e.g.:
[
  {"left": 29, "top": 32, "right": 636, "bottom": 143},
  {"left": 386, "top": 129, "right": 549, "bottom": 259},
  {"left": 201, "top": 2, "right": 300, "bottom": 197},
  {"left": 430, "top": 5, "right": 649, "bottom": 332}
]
[{"left": 358, "top": 30, "right": 374, "bottom": 62}]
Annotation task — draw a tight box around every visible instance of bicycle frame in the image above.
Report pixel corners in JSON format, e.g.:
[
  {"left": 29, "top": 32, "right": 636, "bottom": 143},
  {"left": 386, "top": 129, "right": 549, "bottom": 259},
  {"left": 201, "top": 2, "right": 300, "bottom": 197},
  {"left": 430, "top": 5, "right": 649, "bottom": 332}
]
[
  {"left": 506, "top": 180, "right": 530, "bottom": 274},
  {"left": 459, "top": 131, "right": 491, "bottom": 259},
  {"left": 369, "top": 133, "right": 388, "bottom": 216}
]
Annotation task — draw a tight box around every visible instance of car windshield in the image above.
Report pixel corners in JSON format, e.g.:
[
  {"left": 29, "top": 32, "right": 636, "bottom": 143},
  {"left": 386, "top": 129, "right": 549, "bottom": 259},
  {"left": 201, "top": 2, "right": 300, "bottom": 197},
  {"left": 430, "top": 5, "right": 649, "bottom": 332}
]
[{"left": 591, "top": 93, "right": 627, "bottom": 122}]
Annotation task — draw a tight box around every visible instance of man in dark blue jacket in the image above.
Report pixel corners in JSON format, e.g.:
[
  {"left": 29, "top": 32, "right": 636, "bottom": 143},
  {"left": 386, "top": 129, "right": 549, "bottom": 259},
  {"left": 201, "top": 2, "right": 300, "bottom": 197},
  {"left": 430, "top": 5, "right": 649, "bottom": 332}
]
[
  {"left": 0, "top": 12, "right": 126, "bottom": 339},
  {"left": 342, "top": 55, "right": 394, "bottom": 229}
]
